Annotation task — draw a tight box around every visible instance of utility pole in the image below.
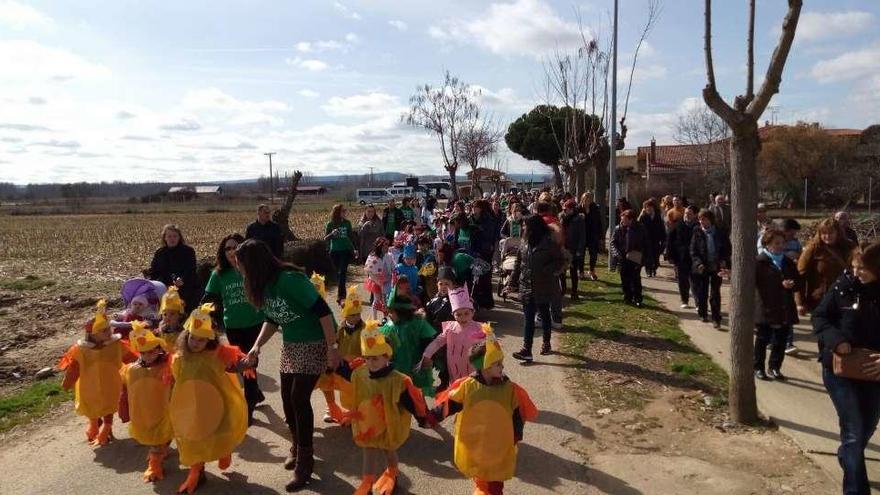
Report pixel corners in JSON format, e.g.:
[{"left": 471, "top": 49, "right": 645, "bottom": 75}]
[
  {"left": 607, "top": 0, "right": 619, "bottom": 268},
  {"left": 264, "top": 152, "right": 275, "bottom": 204},
  {"left": 368, "top": 166, "right": 374, "bottom": 187}
]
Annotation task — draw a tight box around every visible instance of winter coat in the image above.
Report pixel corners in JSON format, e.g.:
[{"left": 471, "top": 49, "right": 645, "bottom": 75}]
[
  {"left": 638, "top": 211, "right": 666, "bottom": 264},
  {"left": 690, "top": 226, "right": 731, "bottom": 275},
  {"left": 811, "top": 271, "right": 880, "bottom": 369},
  {"left": 469, "top": 212, "right": 500, "bottom": 260},
  {"left": 245, "top": 220, "right": 284, "bottom": 258},
  {"left": 666, "top": 220, "right": 696, "bottom": 269},
  {"left": 358, "top": 217, "right": 384, "bottom": 261},
  {"left": 149, "top": 244, "right": 200, "bottom": 312},
  {"left": 610, "top": 222, "right": 649, "bottom": 265},
  {"left": 708, "top": 203, "right": 731, "bottom": 233},
  {"left": 510, "top": 236, "right": 564, "bottom": 304},
  {"left": 796, "top": 241, "right": 855, "bottom": 311},
  {"left": 582, "top": 202, "right": 604, "bottom": 248},
  {"left": 754, "top": 253, "right": 801, "bottom": 326},
  {"left": 560, "top": 211, "right": 586, "bottom": 255}
]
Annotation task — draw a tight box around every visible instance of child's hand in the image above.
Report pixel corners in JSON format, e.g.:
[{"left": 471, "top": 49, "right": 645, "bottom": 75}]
[{"left": 782, "top": 279, "right": 795, "bottom": 289}]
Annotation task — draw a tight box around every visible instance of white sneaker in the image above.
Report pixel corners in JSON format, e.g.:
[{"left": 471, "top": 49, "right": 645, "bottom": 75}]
[
  {"left": 784, "top": 345, "right": 798, "bottom": 356},
  {"left": 680, "top": 303, "right": 690, "bottom": 309}
]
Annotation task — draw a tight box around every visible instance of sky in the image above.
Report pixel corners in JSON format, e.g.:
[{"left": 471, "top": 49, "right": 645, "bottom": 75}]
[{"left": 0, "top": 0, "right": 878, "bottom": 184}]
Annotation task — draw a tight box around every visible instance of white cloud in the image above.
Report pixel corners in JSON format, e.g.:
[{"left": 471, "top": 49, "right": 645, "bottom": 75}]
[
  {"left": 430, "top": 0, "right": 584, "bottom": 58},
  {"left": 182, "top": 87, "right": 289, "bottom": 114},
  {"left": 811, "top": 44, "right": 880, "bottom": 83},
  {"left": 333, "top": 2, "right": 361, "bottom": 21},
  {"left": 796, "top": 11, "right": 874, "bottom": 42},
  {"left": 296, "top": 33, "right": 360, "bottom": 54},
  {"left": 0, "top": 1, "right": 54, "bottom": 31},
  {"left": 298, "top": 89, "right": 320, "bottom": 98},
  {"left": 159, "top": 117, "right": 202, "bottom": 132},
  {"left": 0, "top": 40, "right": 111, "bottom": 83},
  {"left": 286, "top": 57, "right": 330, "bottom": 72},
  {"left": 345, "top": 33, "right": 360, "bottom": 44},
  {"left": 322, "top": 92, "right": 402, "bottom": 118},
  {"left": 388, "top": 20, "right": 408, "bottom": 31}
]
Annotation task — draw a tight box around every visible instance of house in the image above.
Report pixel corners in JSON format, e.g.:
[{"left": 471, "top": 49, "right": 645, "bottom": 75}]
[
  {"left": 460, "top": 167, "right": 514, "bottom": 197},
  {"left": 194, "top": 185, "right": 223, "bottom": 195}
]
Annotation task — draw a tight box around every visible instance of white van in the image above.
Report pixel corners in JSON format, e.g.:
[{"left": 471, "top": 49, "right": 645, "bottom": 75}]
[
  {"left": 423, "top": 181, "right": 452, "bottom": 199},
  {"left": 386, "top": 186, "right": 424, "bottom": 200},
  {"left": 356, "top": 188, "right": 393, "bottom": 205}
]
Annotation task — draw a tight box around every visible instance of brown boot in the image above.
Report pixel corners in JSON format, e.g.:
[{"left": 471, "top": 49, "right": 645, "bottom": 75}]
[{"left": 285, "top": 446, "right": 313, "bottom": 492}]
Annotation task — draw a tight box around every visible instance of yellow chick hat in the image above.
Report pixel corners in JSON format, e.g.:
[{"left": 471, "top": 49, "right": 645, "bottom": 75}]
[
  {"left": 310, "top": 272, "right": 327, "bottom": 299},
  {"left": 183, "top": 303, "right": 217, "bottom": 339},
  {"left": 341, "top": 285, "right": 363, "bottom": 318},
  {"left": 87, "top": 299, "right": 110, "bottom": 334},
  {"left": 159, "top": 286, "right": 184, "bottom": 314},
  {"left": 360, "top": 320, "right": 392, "bottom": 357},
  {"left": 418, "top": 261, "right": 437, "bottom": 277},
  {"left": 130, "top": 320, "right": 165, "bottom": 353},
  {"left": 471, "top": 322, "right": 504, "bottom": 370}
]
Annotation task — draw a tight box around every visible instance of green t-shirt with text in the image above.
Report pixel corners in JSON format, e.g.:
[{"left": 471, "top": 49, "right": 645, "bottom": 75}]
[
  {"left": 204, "top": 269, "right": 265, "bottom": 329},
  {"left": 263, "top": 271, "right": 323, "bottom": 343},
  {"left": 325, "top": 220, "right": 354, "bottom": 252}
]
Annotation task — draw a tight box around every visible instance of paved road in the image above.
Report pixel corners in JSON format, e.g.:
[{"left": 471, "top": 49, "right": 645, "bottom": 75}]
[
  {"left": 0, "top": 296, "right": 591, "bottom": 494},
  {"left": 642, "top": 267, "right": 880, "bottom": 493}
]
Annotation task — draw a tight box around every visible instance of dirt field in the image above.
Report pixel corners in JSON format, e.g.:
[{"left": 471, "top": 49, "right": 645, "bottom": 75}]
[{"left": 0, "top": 203, "right": 329, "bottom": 391}]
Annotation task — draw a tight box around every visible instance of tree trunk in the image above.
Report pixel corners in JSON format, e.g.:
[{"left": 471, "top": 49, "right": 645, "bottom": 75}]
[
  {"left": 274, "top": 171, "right": 304, "bottom": 242},
  {"left": 727, "top": 123, "right": 759, "bottom": 424},
  {"left": 447, "top": 165, "right": 459, "bottom": 201},
  {"left": 575, "top": 164, "right": 588, "bottom": 199},
  {"left": 550, "top": 163, "right": 564, "bottom": 191}
]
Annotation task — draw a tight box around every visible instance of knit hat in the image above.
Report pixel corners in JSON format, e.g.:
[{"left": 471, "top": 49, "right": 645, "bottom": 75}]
[
  {"left": 437, "top": 266, "right": 456, "bottom": 283},
  {"left": 402, "top": 243, "right": 417, "bottom": 259},
  {"left": 470, "top": 323, "right": 503, "bottom": 370},
  {"left": 159, "top": 286, "right": 184, "bottom": 314},
  {"left": 86, "top": 299, "right": 110, "bottom": 334},
  {"left": 341, "top": 285, "right": 363, "bottom": 318},
  {"left": 183, "top": 303, "right": 217, "bottom": 339},
  {"left": 129, "top": 320, "right": 165, "bottom": 353},
  {"left": 310, "top": 272, "right": 327, "bottom": 299},
  {"left": 360, "top": 320, "right": 392, "bottom": 357},
  {"left": 449, "top": 285, "right": 473, "bottom": 313}
]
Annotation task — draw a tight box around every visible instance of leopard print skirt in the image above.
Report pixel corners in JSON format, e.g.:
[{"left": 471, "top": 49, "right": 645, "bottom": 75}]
[{"left": 279, "top": 341, "right": 327, "bottom": 375}]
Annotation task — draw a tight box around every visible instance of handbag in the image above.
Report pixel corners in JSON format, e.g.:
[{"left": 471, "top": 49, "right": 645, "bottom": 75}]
[
  {"left": 833, "top": 348, "right": 880, "bottom": 382},
  {"left": 626, "top": 250, "right": 643, "bottom": 265}
]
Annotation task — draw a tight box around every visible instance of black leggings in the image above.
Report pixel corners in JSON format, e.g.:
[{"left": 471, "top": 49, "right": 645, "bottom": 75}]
[
  {"left": 581, "top": 243, "right": 599, "bottom": 273},
  {"left": 280, "top": 373, "right": 320, "bottom": 448},
  {"left": 330, "top": 250, "right": 353, "bottom": 302},
  {"left": 226, "top": 325, "right": 265, "bottom": 408}
]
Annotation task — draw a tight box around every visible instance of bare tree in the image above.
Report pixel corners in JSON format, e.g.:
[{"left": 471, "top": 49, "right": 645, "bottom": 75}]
[
  {"left": 673, "top": 103, "right": 730, "bottom": 176},
  {"left": 703, "top": 0, "right": 802, "bottom": 424},
  {"left": 403, "top": 71, "right": 479, "bottom": 201},
  {"left": 273, "top": 170, "right": 304, "bottom": 242},
  {"left": 458, "top": 114, "right": 504, "bottom": 197}
]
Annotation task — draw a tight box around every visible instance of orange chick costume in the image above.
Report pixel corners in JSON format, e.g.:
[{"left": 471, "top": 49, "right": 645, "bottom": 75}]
[
  {"left": 170, "top": 304, "right": 249, "bottom": 469},
  {"left": 435, "top": 324, "right": 538, "bottom": 486},
  {"left": 316, "top": 286, "right": 364, "bottom": 418}
]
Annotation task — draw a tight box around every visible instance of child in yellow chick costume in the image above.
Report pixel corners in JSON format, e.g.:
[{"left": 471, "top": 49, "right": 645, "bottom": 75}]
[
  {"left": 349, "top": 320, "right": 432, "bottom": 495},
  {"left": 59, "top": 299, "right": 138, "bottom": 446},
  {"left": 317, "top": 285, "right": 365, "bottom": 426},
  {"left": 157, "top": 286, "right": 185, "bottom": 352},
  {"left": 121, "top": 320, "right": 174, "bottom": 483},
  {"left": 433, "top": 324, "right": 539, "bottom": 495},
  {"left": 170, "top": 303, "right": 252, "bottom": 494}
]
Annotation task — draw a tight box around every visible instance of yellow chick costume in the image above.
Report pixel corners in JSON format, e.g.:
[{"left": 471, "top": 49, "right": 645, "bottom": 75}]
[
  {"left": 158, "top": 286, "right": 185, "bottom": 352},
  {"left": 170, "top": 303, "right": 248, "bottom": 468},
  {"left": 316, "top": 286, "right": 364, "bottom": 417},
  {"left": 436, "top": 324, "right": 539, "bottom": 483}
]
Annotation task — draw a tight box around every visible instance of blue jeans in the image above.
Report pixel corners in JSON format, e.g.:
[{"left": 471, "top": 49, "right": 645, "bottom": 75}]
[
  {"left": 522, "top": 296, "right": 552, "bottom": 352},
  {"left": 822, "top": 367, "right": 880, "bottom": 494}
]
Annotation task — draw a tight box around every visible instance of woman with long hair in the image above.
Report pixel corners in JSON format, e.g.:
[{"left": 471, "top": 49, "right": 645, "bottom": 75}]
[
  {"left": 236, "top": 240, "right": 339, "bottom": 491},
  {"left": 325, "top": 203, "right": 357, "bottom": 306},
  {"left": 201, "top": 233, "right": 266, "bottom": 425},
  {"left": 358, "top": 203, "right": 383, "bottom": 264},
  {"left": 508, "top": 214, "right": 565, "bottom": 362},
  {"left": 149, "top": 224, "right": 200, "bottom": 312},
  {"left": 797, "top": 217, "right": 857, "bottom": 317}
]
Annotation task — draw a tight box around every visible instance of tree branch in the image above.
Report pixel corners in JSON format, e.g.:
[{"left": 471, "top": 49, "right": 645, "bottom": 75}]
[
  {"left": 702, "top": 0, "right": 737, "bottom": 125},
  {"left": 746, "top": 0, "right": 755, "bottom": 101},
  {"left": 746, "top": 0, "right": 802, "bottom": 119}
]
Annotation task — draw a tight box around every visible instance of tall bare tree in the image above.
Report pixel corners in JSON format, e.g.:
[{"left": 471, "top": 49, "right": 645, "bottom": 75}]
[
  {"left": 673, "top": 103, "right": 730, "bottom": 176},
  {"left": 458, "top": 114, "right": 504, "bottom": 197},
  {"left": 273, "top": 170, "right": 304, "bottom": 242},
  {"left": 703, "top": 0, "right": 802, "bottom": 424},
  {"left": 403, "top": 71, "right": 479, "bottom": 201}
]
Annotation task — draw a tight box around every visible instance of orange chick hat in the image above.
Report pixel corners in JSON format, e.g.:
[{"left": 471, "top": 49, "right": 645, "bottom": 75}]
[
  {"left": 183, "top": 303, "right": 217, "bottom": 339},
  {"left": 471, "top": 322, "right": 504, "bottom": 370},
  {"left": 310, "top": 272, "right": 327, "bottom": 299},
  {"left": 341, "top": 285, "right": 363, "bottom": 318},
  {"left": 360, "top": 320, "right": 392, "bottom": 357},
  {"left": 129, "top": 320, "right": 165, "bottom": 353},
  {"left": 159, "top": 286, "right": 184, "bottom": 314},
  {"left": 86, "top": 299, "right": 110, "bottom": 333}
]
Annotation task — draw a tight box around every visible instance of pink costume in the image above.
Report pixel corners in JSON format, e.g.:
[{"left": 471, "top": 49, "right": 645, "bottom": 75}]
[{"left": 422, "top": 286, "right": 485, "bottom": 381}]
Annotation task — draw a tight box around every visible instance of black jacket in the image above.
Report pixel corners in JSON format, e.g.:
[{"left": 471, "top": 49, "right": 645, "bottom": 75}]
[
  {"left": 610, "top": 222, "right": 649, "bottom": 265},
  {"left": 424, "top": 293, "right": 453, "bottom": 331},
  {"left": 690, "top": 226, "right": 731, "bottom": 274},
  {"left": 469, "top": 212, "right": 500, "bottom": 259},
  {"left": 561, "top": 211, "right": 586, "bottom": 255},
  {"left": 582, "top": 202, "right": 603, "bottom": 248},
  {"left": 812, "top": 272, "right": 880, "bottom": 369},
  {"left": 639, "top": 211, "right": 666, "bottom": 251},
  {"left": 149, "top": 244, "right": 200, "bottom": 312},
  {"left": 245, "top": 220, "right": 284, "bottom": 258},
  {"left": 755, "top": 253, "right": 801, "bottom": 326},
  {"left": 666, "top": 220, "right": 696, "bottom": 269},
  {"left": 510, "top": 236, "right": 564, "bottom": 304}
]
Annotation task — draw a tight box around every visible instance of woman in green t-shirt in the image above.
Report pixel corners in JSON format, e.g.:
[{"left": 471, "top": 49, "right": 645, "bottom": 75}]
[
  {"left": 324, "top": 204, "right": 357, "bottom": 307},
  {"left": 202, "top": 233, "right": 267, "bottom": 425},
  {"left": 237, "top": 239, "right": 340, "bottom": 492}
]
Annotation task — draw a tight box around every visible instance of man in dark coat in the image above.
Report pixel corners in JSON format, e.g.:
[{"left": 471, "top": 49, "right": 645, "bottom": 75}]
[
  {"left": 245, "top": 204, "right": 284, "bottom": 258},
  {"left": 666, "top": 206, "right": 698, "bottom": 308}
]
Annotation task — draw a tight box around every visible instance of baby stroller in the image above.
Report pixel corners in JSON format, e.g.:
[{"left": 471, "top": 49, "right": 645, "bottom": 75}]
[{"left": 497, "top": 241, "right": 520, "bottom": 300}]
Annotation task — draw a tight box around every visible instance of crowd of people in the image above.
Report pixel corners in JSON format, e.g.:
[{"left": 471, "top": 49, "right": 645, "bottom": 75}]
[{"left": 55, "top": 190, "right": 880, "bottom": 495}]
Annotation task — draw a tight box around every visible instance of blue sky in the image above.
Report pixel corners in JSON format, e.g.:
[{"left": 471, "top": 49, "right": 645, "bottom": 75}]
[{"left": 0, "top": 0, "right": 877, "bottom": 184}]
